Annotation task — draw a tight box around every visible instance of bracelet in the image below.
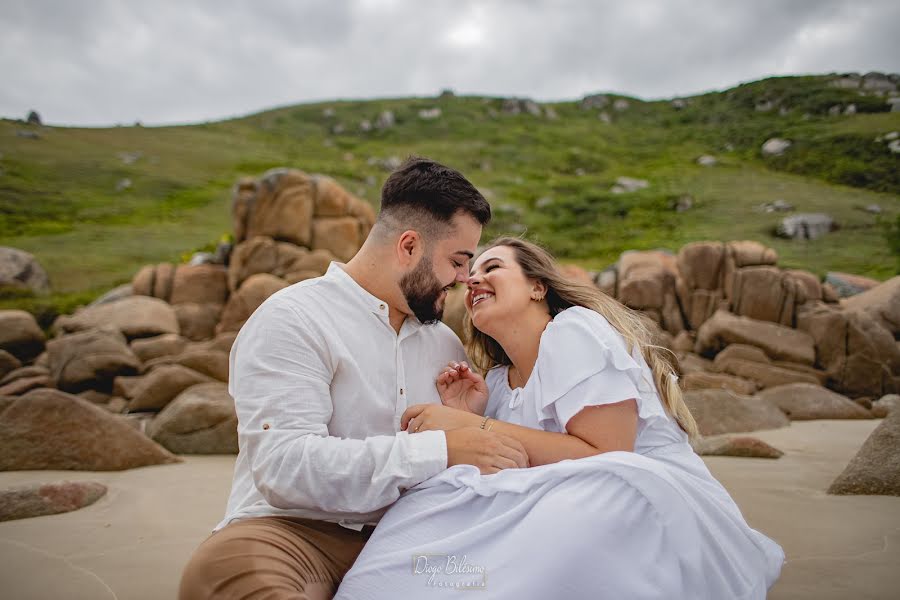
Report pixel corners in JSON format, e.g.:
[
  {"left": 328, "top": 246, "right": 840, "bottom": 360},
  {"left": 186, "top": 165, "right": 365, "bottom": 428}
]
[
  {"left": 479, "top": 415, "right": 490, "bottom": 429},
  {"left": 486, "top": 419, "right": 495, "bottom": 432}
]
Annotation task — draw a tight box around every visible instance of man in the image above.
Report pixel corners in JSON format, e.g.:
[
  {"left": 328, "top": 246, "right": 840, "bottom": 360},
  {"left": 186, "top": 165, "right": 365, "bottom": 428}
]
[{"left": 179, "top": 158, "right": 529, "bottom": 599}]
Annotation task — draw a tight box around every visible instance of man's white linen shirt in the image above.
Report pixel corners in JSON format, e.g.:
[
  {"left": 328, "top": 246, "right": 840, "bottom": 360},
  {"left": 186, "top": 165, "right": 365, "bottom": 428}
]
[{"left": 216, "top": 263, "right": 466, "bottom": 531}]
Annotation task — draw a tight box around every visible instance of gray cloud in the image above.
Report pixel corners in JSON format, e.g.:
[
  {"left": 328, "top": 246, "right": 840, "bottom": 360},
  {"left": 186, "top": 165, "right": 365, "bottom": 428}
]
[{"left": 1, "top": 0, "right": 898, "bottom": 126}]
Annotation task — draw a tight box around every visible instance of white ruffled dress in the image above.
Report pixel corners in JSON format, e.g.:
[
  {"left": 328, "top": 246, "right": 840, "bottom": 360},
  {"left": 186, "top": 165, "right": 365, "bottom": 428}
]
[{"left": 336, "top": 307, "right": 784, "bottom": 599}]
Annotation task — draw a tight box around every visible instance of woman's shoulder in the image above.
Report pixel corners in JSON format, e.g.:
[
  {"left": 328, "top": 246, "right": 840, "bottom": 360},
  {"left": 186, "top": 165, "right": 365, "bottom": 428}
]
[
  {"left": 544, "top": 306, "right": 618, "bottom": 345},
  {"left": 484, "top": 365, "right": 509, "bottom": 389}
]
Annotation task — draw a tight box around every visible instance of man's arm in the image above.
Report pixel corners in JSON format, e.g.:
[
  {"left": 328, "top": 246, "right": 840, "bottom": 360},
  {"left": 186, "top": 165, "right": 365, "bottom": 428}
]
[{"left": 231, "top": 300, "right": 447, "bottom": 515}]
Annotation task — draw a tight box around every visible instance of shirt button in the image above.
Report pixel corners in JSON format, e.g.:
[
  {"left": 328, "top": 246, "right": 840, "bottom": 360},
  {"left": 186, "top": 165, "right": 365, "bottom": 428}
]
[
  {"left": 262, "top": 423, "right": 270, "bottom": 430},
  {"left": 379, "top": 303, "right": 385, "bottom": 310},
  {"left": 400, "top": 388, "right": 405, "bottom": 395}
]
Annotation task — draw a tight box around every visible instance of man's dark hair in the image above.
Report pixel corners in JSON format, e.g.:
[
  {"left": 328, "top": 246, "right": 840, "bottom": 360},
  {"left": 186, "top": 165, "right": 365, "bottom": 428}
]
[{"left": 375, "top": 157, "right": 491, "bottom": 241}]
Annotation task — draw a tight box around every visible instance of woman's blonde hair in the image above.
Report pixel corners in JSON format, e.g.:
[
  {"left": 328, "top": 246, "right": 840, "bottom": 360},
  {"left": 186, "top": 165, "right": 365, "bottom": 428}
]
[{"left": 465, "top": 237, "right": 699, "bottom": 439}]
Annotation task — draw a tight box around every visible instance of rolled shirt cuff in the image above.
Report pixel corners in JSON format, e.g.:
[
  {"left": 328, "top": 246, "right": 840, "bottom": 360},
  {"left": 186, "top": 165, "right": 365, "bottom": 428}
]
[{"left": 406, "top": 429, "right": 448, "bottom": 481}]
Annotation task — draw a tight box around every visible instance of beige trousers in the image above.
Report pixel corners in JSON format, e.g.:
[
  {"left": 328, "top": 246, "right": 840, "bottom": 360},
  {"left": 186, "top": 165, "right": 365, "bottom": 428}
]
[{"left": 178, "top": 517, "right": 373, "bottom": 600}]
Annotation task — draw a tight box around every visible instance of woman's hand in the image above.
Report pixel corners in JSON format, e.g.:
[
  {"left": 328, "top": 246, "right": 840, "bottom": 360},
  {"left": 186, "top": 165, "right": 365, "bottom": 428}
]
[
  {"left": 402, "top": 403, "right": 483, "bottom": 433},
  {"left": 436, "top": 361, "right": 489, "bottom": 416}
]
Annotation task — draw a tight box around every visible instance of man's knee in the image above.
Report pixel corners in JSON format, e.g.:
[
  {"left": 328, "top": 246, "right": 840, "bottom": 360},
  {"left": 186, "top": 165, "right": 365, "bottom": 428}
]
[
  {"left": 179, "top": 534, "right": 223, "bottom": 600},
  {"left": 178, "top": 520, "right": 340, "bottom": 600}
]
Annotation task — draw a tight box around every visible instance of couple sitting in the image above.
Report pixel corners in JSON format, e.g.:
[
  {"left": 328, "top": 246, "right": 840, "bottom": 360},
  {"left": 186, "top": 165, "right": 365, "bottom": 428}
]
[{"left": 180, "top": 158, "right": 784, "bottom": 599}]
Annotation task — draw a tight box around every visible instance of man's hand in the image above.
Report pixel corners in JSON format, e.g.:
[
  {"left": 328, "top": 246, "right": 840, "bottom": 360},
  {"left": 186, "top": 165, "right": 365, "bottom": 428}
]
[{"left": 445, "top": 427, "right": 530, "bottom": 474}]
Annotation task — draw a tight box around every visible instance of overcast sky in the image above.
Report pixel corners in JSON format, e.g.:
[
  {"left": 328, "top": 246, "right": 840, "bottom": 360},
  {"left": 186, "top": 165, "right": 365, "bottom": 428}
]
[{"left": 1, "top": 0, "right": 898, "bottom": 126}]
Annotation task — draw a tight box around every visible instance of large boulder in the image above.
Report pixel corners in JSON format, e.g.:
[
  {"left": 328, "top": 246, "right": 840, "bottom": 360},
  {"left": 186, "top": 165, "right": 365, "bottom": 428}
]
[
  {"left": 54, "top": 296, "right": 179, "bottom": 339},
  {"left": 130, "top": 333, "right": 188, "bottom": 363},
  {"left": 127, "top": 364, "right": 214, "bottom": 412},
  {"left": 132, "top": 262, "right": 176, "bottom": 300},
  {"left": 785, "top": 269, "right": 822, "bottom": 303},
  {"left": 675, "top": 240, "right": 779, "bottom": 330},
  {"left": 681, "top": 372, "right": 758, "bottom": 395},
  {"left": 729, "top": 266, "right": 804, "bottom": 326},
  {"left": 797, "top": 303, "right": 900, "bottom": 397},
  {"left": 144, "top": 350, "right": 229, "bottom": 382},
  {"left": 0, "top": 389, "right": 180, "bottom": 471},
  {"left": 723, "top": 239, "right": 778, "bottom": 276},
  {"left": 756, "top": 383, "right": 872, "bottom": 420},
  {"left": 149, "top": 382, "right": 238, "bottom": 454},
  {"left": 0, "top": 350, "right": 22, "bottom": 380},
  {"left": 675, "top": 242, "right": 727, "bottom": 330},
  {"left": 0, "top": 374, "right": 50, "bottom": 396},
  {"left": 47, "top": 328, "right": 140, "bottom": 393},
  {"left": 235, "top": 168, "right": 316, "bottom": 246},
  {"left": 715, "top": 358, "right": 821, "bottom": 389},
  {"left": 828, "top": 409, "right": 900, "bottom": 496},
  {"left": 676, "top": 353, "right": 715, "bottom": 375},
  {"left": 228, "top": 236, "right": 333, "bottom": 291},
  {"left": 696, "top": 310, "right": 815, "bottom": 365},
  {"left": 0, "top": 310, "right": 46, "bottom": 362},
  {"left": 841, "top": 276, "right": 900, "bottom": 336},
  {"left": 311, "top": 217, "right": 362, "bottom": 262},
  {"left": 173, "top": 303, "right": 221, "bottom": 342},
  {"left": 0, "top": 246, "right": 50, "bottom": 294},
  {"left": 713, "top": 343, "right": 769, "bottom": 366},
  {"left": 0, "top": 365, "right": 51, "bottom": 396},
  {"left": 217, "top": 274, "right": 287, "bottom": 334},
  {"left": 617, "top": 250, "right": 684, "bottom": 334},
  {"left": 0, "top": 481, "right": 107, "bottom": 522},
  {"left": 682, "top": 389, "right": 789, "bottom": 436},
  {"left": 169, "top": 264, "right": 229, "bottom": 305},
  {"left": 872, "top": 394, "right": 900, "bottom": 418}
]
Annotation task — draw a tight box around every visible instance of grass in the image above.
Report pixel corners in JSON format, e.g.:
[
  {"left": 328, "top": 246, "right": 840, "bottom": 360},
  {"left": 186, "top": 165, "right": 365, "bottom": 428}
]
[{"left": 1, "top": 74, "right": 898, "bottom": 320}]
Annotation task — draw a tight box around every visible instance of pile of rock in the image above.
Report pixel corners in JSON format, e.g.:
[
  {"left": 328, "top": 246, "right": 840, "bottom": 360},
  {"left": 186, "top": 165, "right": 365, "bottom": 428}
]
[
  {"left": 601, "top": 240, "right": 900, "bottom": 401},
  {"left": 0, "top": 169, "right": 373, "bottom": 471}
]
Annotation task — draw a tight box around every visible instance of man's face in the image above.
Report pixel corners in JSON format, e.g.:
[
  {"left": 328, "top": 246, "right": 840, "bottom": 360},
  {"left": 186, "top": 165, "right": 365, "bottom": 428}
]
[{"left": 400, "top": 213, "right": 482, "bottom": 324}]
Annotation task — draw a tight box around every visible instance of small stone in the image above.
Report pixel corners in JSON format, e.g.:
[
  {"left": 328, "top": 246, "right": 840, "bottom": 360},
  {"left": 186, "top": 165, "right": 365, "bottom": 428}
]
[
  {"left": 761, "top": 138, "right": 791, "bottom": 156},
  {"left": 418, "top": 108, "right": 442, "bottom": 120},
  {"left": 0, "top": 481, "right": 107, "bottom": 522},
  {"left": 691, "top": 435, "right": 784, "bottom": 459}
]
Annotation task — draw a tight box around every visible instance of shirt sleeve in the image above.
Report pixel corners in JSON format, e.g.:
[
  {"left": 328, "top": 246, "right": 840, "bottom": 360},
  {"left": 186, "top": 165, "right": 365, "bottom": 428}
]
[
  {"left": 535, "top": 307, "right": 667, "bottom": 432},
  {"left": 483, "top": 366, "right": 508, "bottom": 419},
  {"left": 230, "top": 299, "right": 448, "bottom": 515}
]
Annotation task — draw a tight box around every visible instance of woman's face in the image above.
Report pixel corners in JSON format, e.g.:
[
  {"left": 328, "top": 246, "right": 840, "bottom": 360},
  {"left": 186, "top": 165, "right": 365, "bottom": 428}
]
[{"left": 465, "top": 245, "right": 537, "bottom": 332}]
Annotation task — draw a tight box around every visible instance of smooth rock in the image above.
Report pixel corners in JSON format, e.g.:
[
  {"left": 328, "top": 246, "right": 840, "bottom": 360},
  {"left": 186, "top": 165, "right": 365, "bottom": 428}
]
[{"left": 0, "top": 389, "right": 179, "bottom": 471}]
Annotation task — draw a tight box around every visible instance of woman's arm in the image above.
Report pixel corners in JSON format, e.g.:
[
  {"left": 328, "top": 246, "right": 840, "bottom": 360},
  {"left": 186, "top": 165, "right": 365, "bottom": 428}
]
[
  {"left": 490, "top": 400, "right": 637, "bottom": 466},
  {"left": 402, "top": 399, "right": 638, "bottom": 467}
]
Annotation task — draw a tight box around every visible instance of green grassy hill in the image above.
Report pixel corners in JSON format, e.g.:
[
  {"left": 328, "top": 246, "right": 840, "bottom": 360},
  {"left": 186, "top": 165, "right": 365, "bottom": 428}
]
[{"left": 1, "top": 73, "right": 898, "bottom": 321}]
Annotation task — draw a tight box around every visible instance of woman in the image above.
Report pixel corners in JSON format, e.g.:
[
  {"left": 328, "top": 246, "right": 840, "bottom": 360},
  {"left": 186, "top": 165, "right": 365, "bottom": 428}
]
[{"left": 335, "top": 238, "right": 784, "bottom": 599}]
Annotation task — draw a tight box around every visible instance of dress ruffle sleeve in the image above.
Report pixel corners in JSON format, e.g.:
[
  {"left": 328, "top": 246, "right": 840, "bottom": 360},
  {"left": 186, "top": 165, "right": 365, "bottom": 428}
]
[{"left": 535, "top": 306, "right": 670, "bottom": 432}]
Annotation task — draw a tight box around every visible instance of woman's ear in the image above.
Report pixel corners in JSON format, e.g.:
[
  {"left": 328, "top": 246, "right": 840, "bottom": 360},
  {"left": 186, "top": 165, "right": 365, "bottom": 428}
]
[
  {"left": 397, "top": 230, "right": 421, "bottom": 267},
  {"left": 530, "top": 279, "right": 548, "bottom": 302}
]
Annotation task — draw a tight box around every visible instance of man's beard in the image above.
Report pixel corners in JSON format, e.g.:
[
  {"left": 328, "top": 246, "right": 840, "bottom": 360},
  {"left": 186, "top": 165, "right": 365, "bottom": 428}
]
[{"left": 400, "top": 254, "right": 451, "bottom": 325}]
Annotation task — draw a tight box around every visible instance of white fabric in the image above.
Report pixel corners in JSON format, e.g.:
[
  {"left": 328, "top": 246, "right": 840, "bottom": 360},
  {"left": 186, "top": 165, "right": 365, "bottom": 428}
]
[
  {"left": 485, "top": 306, "right": 687, "bottom": 452},
  {"left": 216, "top": 262, "right": 466, "bottom": 531},
  {"left": 336, "top": 307, "right": 784, "bottom": 598}
]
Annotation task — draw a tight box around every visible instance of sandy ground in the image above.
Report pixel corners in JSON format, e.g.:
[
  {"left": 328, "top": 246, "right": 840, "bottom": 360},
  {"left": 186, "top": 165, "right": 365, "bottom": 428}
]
[{"left": 1, "top": 419, "right": 898, "bottom": 600}]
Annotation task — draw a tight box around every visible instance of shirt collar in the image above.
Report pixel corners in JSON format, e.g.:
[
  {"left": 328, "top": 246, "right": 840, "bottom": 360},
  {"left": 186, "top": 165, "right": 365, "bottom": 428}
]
[
  {"left": 325, "top": 262, "right": 426, "bottom": 335},
  {"left": 325, "top": 262, "right": 390, "bottom": 316}
]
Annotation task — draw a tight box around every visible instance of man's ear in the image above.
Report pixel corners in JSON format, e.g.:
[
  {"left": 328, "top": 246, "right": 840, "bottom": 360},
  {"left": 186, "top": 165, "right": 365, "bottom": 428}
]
[{"left": 396, "top": 230, "right": 421, "bottom": 267}]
